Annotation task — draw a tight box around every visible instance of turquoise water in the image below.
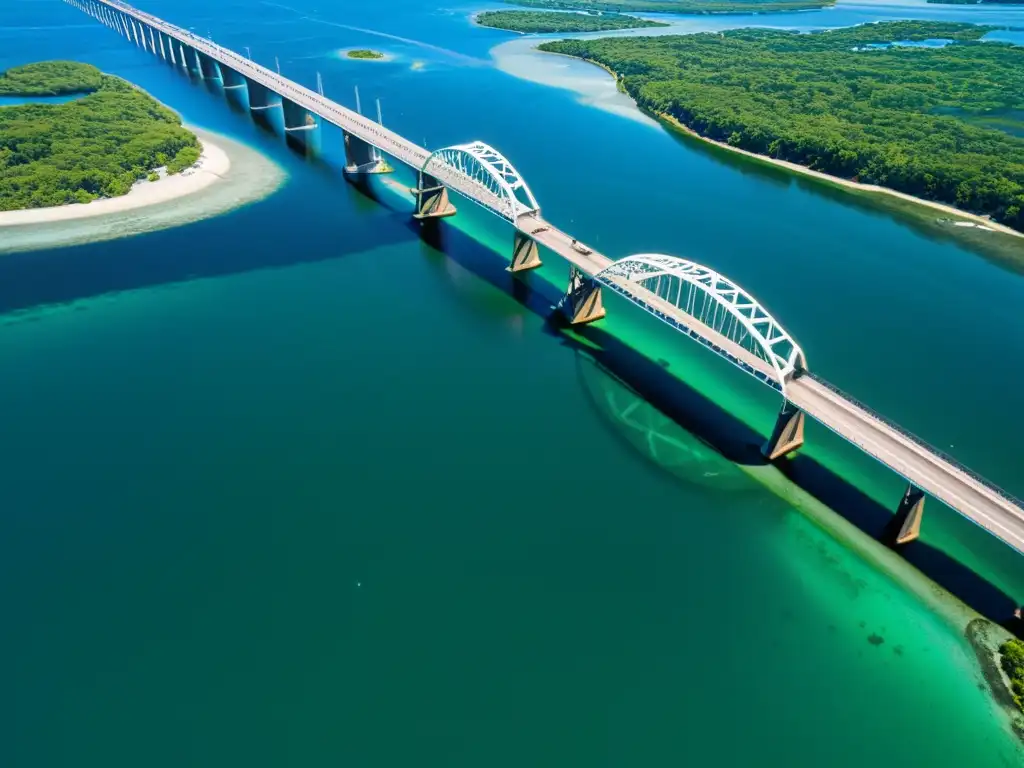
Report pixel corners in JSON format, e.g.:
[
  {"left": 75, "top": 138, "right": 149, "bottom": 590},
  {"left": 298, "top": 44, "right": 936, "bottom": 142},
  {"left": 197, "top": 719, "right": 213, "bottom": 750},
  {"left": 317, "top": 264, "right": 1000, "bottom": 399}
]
[{"left": 2, "top": 1, "right": 1023, "bottom": 765}]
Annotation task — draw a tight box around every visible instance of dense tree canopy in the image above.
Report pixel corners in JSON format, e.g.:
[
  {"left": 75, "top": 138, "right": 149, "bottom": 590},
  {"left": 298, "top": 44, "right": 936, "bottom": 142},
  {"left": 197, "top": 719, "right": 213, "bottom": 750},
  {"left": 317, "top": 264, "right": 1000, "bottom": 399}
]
[
  {"left": 477, "top": 10, "right": 667, "bottom": 33},
  {"left": 541, "top": 22, "right": 1024, "bottom": 231},
  {"left": 1000, "top": 639, "right": 1024, "bottom": 712},
  {"left": 505, "top": 0, "right": 834, "bottom": 14},
  {"left": 0, "top": 60, "right": 104, "bottom": 96},
  {"left": 0, "top": 61, "right": 200, "bottom": 211}
]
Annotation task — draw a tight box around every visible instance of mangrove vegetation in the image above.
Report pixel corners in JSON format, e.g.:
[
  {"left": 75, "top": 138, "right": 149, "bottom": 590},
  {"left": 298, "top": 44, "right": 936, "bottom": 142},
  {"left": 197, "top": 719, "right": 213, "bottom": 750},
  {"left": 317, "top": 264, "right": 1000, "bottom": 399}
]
[
  {"left": 1002, "top": 638, "right": 1024, "bottom": 712},
  {"left": 0, "top": 60, "right": 104, "bottom": 96},
  {"left": 540, "top": 22, "right": 1024, "bottom": 231},
  {"left": 476, "top": 10, "right": 668, "bottom": 33},
  {"left": 0, "top": 61, "right": 200, "bottom": 211},
  {"left": 503, "top": 0, "right": 834, "bottom": 14},
  {"left": 345, "top": 49, "right": 385, "bottom": 60}
]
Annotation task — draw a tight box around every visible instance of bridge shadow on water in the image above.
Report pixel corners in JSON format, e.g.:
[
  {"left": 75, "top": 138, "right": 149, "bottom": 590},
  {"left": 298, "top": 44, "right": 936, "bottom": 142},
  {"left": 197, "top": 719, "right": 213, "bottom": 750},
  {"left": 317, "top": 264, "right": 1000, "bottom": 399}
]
[
  {"left": 1, "top": 90, "right": 1016, "bottom": 630},
  {"left": 415, "top": 217, "right": 1020, "bottom": 630},
  {"left": 0, "top": 180, "right": 415, "bottom": 316}
]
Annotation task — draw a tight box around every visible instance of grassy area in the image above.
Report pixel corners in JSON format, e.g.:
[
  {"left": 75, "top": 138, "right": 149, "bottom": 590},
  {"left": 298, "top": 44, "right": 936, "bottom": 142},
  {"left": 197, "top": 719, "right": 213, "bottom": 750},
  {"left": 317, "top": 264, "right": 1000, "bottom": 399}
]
[
  {"left": 476, "top": 10, "right": 668, "bottom": 33},
  {"left": 0, "top": 61, "right": 200, "bottom": 210}
]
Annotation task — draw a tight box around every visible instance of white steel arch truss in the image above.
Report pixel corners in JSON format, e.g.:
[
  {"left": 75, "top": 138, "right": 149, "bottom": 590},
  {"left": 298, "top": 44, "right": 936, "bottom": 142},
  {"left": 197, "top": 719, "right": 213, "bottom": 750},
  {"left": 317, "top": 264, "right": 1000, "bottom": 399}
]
[
  {"left": 595, "top": 254, "right": 806, "bottom": 392},
  {"left": 421, "top": 141, "right": 539, "bottom": 221}
]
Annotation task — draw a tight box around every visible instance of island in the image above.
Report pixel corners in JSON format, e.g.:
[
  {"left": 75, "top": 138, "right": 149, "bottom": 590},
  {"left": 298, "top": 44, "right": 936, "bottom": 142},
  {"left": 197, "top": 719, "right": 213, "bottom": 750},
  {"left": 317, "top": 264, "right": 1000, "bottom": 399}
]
[
  {"left": 476, "top": 10, "right": 668, "bottom": 33},
  {"left": 501, "top": 0, "right": 835, "bottom": 15},
  {"left": 1002, "top": 638, "right": 1024, "bottom": 713},
  {"left": 346, "top": 49, "right": 385, "bottom": 60},
  {"left": 540, "top": 22, "right": 1024, "bottom": 233},
  {"left": 0, "top": 61, "right": 201, "bottom": 211}
]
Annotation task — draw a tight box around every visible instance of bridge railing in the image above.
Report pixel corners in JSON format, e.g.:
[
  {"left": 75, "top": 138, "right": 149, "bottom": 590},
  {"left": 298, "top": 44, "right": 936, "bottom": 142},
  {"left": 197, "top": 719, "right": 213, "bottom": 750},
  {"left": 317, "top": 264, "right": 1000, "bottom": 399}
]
[{"left": 804, "top": 372, "right": 1024, "bottom": 510}]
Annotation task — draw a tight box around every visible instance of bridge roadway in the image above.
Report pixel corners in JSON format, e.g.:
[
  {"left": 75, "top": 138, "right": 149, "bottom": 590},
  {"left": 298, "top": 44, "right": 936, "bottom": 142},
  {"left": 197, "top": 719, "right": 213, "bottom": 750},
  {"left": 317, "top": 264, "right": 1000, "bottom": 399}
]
[{"left": 89, "top": 0, "right": 1024, "bottom": 556}]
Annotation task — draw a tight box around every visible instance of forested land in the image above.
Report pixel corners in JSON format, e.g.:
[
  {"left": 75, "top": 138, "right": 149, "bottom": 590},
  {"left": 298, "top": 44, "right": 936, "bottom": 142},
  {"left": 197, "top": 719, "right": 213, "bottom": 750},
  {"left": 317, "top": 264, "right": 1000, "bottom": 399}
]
[
  {"left": 503, "top": 0, "right": 834, "bottom": 14},
  {"left": 0, "top": 60, "right": 104, "bottom": 96},
  {"left": 0, "top": 61, "right": 200, "bottom": 211},
  {"left": 477, "top": 10, "right": 667, "bottom": 33},
  {"left": 541, "top": 22, "right": 1024, "bottom": 231},
  {"left": 1001, "top": 639, "right": 1024, "bottom": 712}
]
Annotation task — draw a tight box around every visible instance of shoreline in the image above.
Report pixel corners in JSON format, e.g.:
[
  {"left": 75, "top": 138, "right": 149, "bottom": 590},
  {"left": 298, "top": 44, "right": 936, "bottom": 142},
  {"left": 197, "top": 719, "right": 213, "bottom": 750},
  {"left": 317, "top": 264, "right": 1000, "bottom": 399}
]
[
  {"left": 0, "top": 130, "right": 229, "bottom": 228},
  {"left": 545, "top": 50, "right": 1024, "bottom": 241},
  {"left": 0, "top": 128, "right": 286, "bottom": 254}
]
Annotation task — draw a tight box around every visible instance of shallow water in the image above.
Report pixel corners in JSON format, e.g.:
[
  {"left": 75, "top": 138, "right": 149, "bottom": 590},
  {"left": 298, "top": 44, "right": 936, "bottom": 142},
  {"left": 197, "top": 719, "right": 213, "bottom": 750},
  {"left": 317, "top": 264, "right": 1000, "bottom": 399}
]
[{"left": 1, "top": 1, "right": 1023, "bottom": 766}]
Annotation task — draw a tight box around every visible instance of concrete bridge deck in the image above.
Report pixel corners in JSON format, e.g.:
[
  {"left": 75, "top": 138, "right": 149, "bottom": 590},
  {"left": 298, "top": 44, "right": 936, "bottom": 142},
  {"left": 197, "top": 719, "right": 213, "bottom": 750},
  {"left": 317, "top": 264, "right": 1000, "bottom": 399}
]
[{"left": 77, "top": 0, "right": 1024, "bottom": 559}]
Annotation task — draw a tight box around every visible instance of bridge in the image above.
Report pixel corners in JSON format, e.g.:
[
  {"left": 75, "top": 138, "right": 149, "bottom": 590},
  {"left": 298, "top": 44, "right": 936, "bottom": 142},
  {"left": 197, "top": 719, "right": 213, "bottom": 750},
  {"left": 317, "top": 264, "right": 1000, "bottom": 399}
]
[{"left": 66, "top": 0, "right": 1024, "bottom": 565}]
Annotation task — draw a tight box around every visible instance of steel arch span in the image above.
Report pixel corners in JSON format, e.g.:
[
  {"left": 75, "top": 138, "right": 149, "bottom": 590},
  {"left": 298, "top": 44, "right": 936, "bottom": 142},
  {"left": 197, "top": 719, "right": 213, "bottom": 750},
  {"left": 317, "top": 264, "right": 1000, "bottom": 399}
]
[
  {"left": 421, "top": 141, "right": 539, "bottom": 221},
  {"left": 594, "top": 254, "right": 806, "bottom": 392}
]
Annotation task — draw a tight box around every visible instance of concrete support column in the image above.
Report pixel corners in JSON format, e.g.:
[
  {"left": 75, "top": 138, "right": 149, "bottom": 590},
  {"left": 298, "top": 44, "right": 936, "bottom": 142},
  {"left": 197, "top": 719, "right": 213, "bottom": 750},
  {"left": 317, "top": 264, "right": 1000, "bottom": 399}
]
[
  {"left": 413, "top": 174, "right": 457, "bottom": 219},
  {"left": 762, "top": 401, "right": 805, "bottom": 461},
  {"left": 886, "top": 484, "right": 926, "bottom": 546},
  {"left": 1003, "top": 607, "right": 1023, "bottom": 638},
  {"left": 221, "top": 65, "right": 248, "bottom": 90},
  {"left": 246, "top": 78, "right": 281, "bottom": 111},
  {"left": 178, "top": 41, "right": 189, "bottom": 69},
  {"left": 510, "top": 230, "right": 542, "bottom": 273},
  {"left": 197, "top": 51, "right": 222, "bottom": 80},
  {"left": 282, "top": 97, "right": 320, "bottom": 154},
  {"left": 343, "top": 132, "right": 392, "bottom": 174},
  {"left": 148, "top": 25, "right": 157, "bottom": 54},
  {"left": 561, "top": 265, "right": 605, "bottom": 325}
]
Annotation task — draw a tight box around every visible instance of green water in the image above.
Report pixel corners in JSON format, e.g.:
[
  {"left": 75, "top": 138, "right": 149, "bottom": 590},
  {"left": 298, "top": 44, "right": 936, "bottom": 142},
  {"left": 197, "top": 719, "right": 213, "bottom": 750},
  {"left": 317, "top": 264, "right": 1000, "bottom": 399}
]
[{"left": 1, "top": 0, "right": 1023, "bottom": 765}]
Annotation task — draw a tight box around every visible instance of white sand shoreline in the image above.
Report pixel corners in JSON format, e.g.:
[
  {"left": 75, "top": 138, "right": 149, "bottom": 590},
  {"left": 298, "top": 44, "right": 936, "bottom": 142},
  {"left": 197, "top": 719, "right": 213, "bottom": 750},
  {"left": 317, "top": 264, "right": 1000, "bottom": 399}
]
[
  {"left": 0, "top": 128, "right": 286, "bottom": 255},
  {"left": 0, "top": 132, "right": 230, "bottom": 228}
]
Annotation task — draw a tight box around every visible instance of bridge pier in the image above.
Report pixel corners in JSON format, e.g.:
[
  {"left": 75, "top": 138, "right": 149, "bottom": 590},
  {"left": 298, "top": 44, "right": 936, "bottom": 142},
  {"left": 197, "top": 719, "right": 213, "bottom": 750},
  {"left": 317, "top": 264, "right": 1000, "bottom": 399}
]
[
  {"left": 885, "top": 484, "right": 926, "bottom": 547},
  {"left": 510, "top": 231, "right": 542, "bottom": 273},
  {"left": 147, "top": 25, "right": 158, "bottom": 55},
  {"left": 165, "top": 33, "right": 178, "bottom": 65},
  {"left": 197, "top": 51, "right": 222, "bottom": 81},
  {"left": 282, "top": 97, "right": 320, "bottom": 154},
  {"left": 561, "top": 265, "right": 605, "bottom": 324},
  {"left": 414, "top": 174, "right": 457, "bottom": 219},
  {"left": 762, "top": 402, "right": 805, "bottom": 461},
  {"left": 247, "top": 78, "right": 282, "bottom": 112},
  {"left": 343, "top": 132, "right": 392, "bottom": 175},
  {"left": 221, "top": 65, "right": 248, "bottom": 90},
  {"left": 1003, "top": 607, "right": 1023, "bottom": 638}
]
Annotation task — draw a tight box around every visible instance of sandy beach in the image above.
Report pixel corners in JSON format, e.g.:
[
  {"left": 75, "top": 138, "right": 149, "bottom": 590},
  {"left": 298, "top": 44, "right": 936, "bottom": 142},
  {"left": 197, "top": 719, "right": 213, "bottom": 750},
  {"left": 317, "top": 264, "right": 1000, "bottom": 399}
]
[
  {"left": 0, "top": 127, "right": 286, "bottom": 254},
  {"left": 0, "top": 136, "right": 230, "bottom": 228}
]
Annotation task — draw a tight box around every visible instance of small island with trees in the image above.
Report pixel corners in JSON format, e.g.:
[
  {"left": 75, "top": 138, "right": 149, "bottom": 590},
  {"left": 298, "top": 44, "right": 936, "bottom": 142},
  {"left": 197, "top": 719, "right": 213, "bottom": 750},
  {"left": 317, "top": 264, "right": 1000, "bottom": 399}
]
[
  {"left": 540, "top": 22, "right": 1024, "bottom": 233},
  {"left": 0, "top": 61, "right": 201, "bottom": 211},
  {"left": 501, "top": 0, "right": 835, "bottom": 15},
  {"left": 346, "top": 49, "right": 386, "bottom": 60},
  {"left": 476, "top": 10, "right": 668, "bottom": 33}
]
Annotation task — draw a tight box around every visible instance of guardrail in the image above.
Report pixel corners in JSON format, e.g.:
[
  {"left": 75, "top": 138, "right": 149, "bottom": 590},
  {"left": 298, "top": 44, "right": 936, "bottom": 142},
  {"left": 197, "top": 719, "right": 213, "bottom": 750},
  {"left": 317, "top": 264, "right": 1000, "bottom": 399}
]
[{"left": 804, "top": 372, "right": 1024, "bottom": 509}]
